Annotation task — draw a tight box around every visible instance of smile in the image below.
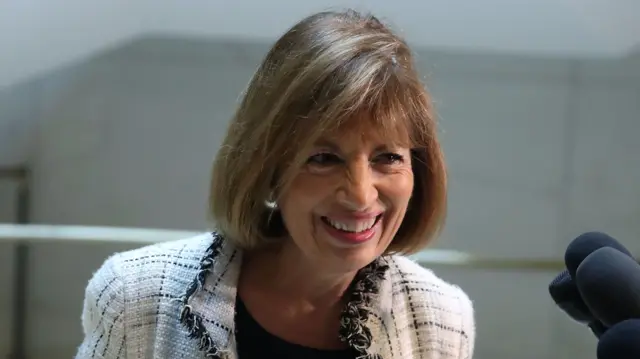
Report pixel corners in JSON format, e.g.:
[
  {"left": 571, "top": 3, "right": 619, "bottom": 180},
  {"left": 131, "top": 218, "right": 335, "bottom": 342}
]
[{"left": 321, "top": 215, "right": 383, "bottom": 233}]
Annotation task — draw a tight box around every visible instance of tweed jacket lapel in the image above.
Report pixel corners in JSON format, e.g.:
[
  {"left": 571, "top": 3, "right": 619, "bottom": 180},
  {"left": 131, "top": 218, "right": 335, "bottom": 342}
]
[
  {"left": 178, "top": 233, "right": 394, "bottom": 359},
  {"left": 178, "top": 233, "right": 243, "bottom": 358}
]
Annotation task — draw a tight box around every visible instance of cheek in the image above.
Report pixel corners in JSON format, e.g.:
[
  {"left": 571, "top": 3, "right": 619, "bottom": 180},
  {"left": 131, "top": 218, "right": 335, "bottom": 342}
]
[
  {"left": 384, "top": 171, "right": 414, "bottom": 207},
  {"left": 279, "top": 174, "right": 334, "bottom": 219}
]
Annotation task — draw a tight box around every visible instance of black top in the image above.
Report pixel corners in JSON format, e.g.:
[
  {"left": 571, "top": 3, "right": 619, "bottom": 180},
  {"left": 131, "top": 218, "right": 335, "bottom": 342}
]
[{"left": 235, "top": 296, "right": 356, "bottom": 359}]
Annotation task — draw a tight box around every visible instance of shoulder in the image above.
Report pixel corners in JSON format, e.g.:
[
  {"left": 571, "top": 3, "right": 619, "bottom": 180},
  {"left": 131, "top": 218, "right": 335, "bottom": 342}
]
[
  {"left": 106, "top": 232, "right": 215, "bottom": 292},
  {"left": 113, "top": 232, "right": 215, "bottom": 274},
  {"left": 387, "top": 255, "right": 475, "bottom": 358},
  {"left": 85, "top": 232, "right": 216, "bottom": 311},
  {"left": 78, "top": 233, "right": 220, "bottom": 356},
  {"left": 388, "top": 255, "right": 472, "bottom": 305}
]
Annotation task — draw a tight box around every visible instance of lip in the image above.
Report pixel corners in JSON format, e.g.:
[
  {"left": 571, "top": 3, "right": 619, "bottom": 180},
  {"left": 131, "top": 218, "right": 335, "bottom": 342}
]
[
  {"left": 320, "top": 214, "right": 382, "bottom": 245},
  {"left": 324, "top": 211, "right": 384, "bottom": 221}
]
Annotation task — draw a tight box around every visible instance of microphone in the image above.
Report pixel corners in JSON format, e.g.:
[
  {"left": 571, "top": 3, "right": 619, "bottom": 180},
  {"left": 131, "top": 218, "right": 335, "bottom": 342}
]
[
  {"left": 597, "top": 319, "right": 640, "bottom": 359},
  {"left": 548, "top": 270, "right": 593, "bottom": 323},
  {"left": 550, "top": 232, "right": 640, "bottom": 359},
  {"left": 564, "top": 231, "right": 632, "bottom": 278},
  {"left": 548, "top": 232, "right": 631, "bottom": 337},
  {"left": 548, "top": 270, "right": 607, "bottom": 337},
  {"left": 575, "top": 247, "right": 640, "bottom": 327}
]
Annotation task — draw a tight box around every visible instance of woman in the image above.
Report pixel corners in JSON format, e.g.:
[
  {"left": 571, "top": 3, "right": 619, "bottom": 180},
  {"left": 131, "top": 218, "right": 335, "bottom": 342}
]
[{"left": 76, "top": 9, "right": 475, "bottom": 359}]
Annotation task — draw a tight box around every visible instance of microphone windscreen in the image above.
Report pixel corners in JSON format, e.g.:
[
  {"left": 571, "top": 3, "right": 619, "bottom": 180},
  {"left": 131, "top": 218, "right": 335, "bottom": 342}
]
[
  {"left": 576, "top": 247, "right": 640, "bottom": 327},
  {"left": 597, "top": 319, "right": 640, "bottom": 359},
  {"left": 548, "top": 270, "right": 593, "bottom": 323},
  {"left": 565, "top": 232, "right": 632, "bottom": 278},
  {"left": 588, "top": 320, "right": 608, "bottom": 338}
]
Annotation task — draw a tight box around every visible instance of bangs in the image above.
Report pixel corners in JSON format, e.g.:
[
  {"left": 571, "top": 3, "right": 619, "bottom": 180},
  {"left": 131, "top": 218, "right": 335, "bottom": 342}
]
[
  {"left": 354, "top": 76, "right": 427, "bottom": 149},
  {"left": 317, "top": 57, "right": 432, "bottom": 149}
]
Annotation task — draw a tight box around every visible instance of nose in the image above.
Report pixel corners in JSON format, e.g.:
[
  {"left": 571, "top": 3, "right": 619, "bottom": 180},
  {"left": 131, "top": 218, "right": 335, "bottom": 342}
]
[{"left": 336, "top": 159, "right": 378, "bottom": 210}]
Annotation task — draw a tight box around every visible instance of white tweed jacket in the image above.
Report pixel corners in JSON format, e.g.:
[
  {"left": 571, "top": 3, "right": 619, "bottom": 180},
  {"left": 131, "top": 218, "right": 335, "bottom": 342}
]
[{"left": 76, "top": 232, "right": 475, "bottom": 359}]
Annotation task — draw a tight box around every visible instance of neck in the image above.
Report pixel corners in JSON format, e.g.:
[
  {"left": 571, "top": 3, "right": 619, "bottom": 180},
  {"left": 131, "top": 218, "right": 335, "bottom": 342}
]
[{"left": 242, "top": 242, "right": 357, "bottom": 308}]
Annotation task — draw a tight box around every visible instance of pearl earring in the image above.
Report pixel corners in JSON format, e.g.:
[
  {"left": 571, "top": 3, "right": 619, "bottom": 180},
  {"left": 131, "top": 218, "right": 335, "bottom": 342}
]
[{"left": 265, "top": 193, "right": 278, "bottom": 209}]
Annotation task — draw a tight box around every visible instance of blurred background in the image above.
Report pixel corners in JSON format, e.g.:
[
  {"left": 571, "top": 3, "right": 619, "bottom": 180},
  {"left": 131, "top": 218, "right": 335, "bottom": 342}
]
[{"left": 0, "top": 1, "right": 639, "bottom": 358}]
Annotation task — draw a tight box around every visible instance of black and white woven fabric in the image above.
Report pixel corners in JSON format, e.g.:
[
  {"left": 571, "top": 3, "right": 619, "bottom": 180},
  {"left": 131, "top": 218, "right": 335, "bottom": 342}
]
[{"left": 76, "top": 232, "right": 475, "bottom": 359}]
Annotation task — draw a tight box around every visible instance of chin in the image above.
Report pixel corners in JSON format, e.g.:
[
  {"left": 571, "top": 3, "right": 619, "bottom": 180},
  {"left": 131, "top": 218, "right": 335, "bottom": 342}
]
[{"left": 322, "top": 235, "right": 386, "bottom": 272}]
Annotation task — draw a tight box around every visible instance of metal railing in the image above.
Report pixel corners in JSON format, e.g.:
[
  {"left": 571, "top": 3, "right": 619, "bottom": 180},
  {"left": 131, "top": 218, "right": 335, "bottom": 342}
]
[{"left": 0, "top": 223, "right": 567, "bottom": 271}]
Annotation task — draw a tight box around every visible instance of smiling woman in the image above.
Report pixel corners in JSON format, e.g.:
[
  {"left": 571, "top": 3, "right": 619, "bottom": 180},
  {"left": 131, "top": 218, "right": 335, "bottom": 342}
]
[{"left": 76, "top": 9, "right": 475, "bottom": 359}]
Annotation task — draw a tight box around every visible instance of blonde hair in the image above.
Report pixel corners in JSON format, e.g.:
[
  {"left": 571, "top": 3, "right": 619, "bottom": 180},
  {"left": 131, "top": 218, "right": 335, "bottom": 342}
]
[{"left": 210, "top": 10, "right": 447, "bottom": 255}]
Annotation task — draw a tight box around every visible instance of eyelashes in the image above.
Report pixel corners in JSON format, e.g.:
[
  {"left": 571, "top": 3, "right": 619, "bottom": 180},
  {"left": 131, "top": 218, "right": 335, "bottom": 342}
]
[
  {"left": 377, "top": 153, "right": 405, "bottom": 165},
  {"left": 306, "top": 152, "right": 406, "bottom": 167},
  {"left": 306, "top": 153, "right": 341, "bottom": 165}
]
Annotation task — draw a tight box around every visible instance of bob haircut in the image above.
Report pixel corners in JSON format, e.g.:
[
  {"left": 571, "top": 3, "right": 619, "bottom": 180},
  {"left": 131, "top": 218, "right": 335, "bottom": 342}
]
[{"left": 210, "top": 9, "right": 447, "bottom": 255}]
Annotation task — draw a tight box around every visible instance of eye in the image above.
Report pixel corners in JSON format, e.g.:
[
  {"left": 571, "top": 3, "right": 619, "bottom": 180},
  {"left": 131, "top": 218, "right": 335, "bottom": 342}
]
[
  {"left": 306, "top": 153, "right": 342, "bottom": 166},
  {"left": 374, "top": 153, "right": 405, "bottom": 165}
]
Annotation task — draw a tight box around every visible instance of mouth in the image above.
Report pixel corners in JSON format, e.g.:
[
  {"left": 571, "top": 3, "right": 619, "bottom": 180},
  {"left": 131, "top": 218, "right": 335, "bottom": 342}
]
[{"left": 320, "top": 214, "right": 383, "bottom": 234}]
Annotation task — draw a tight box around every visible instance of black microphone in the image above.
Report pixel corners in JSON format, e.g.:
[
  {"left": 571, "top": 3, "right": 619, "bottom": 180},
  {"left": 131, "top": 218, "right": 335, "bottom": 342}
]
[
  {"left": 564, "top": 231, "right": 632, "bottom": 279},
  {"left": 597, "top": 319, "right": 640, "bottom": 359},
  {"left": 548, "top": 270, "right": 607, "bottom": 337},
  {"left": 549, "top": 270, "right": 594, "bottom": 323},
  {"left": 575, "top": 247, "right": 640, "bottom": 327},
  {"left": 548, "top": 232, "right": 632, "bottom": 337}
]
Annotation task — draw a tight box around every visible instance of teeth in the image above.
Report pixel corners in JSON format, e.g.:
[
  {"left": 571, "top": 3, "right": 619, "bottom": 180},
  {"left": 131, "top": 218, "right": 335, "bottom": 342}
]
[{"left": 326, "top": 217, "right": 377, "bottom": 233}]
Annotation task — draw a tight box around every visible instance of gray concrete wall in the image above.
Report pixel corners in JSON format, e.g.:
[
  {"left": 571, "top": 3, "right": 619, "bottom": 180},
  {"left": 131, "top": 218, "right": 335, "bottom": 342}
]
[{"left": 0, "top": 37, "right": 639, "bottom": 358}]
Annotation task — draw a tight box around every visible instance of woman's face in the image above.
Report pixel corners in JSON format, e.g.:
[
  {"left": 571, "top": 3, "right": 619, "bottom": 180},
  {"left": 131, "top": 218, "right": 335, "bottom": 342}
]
[{"left": 277, "top": 122, "right": 414, "bottom": 273}]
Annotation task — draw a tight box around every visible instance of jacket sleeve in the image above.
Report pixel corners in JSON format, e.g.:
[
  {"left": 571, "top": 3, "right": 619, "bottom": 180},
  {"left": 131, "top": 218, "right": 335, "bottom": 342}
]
[
  {"left": 458, "top": 289, "right": 476, "bottom": 359},
  {"left": 75, "top": 255, "right": 126, "bottom": 359}
]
